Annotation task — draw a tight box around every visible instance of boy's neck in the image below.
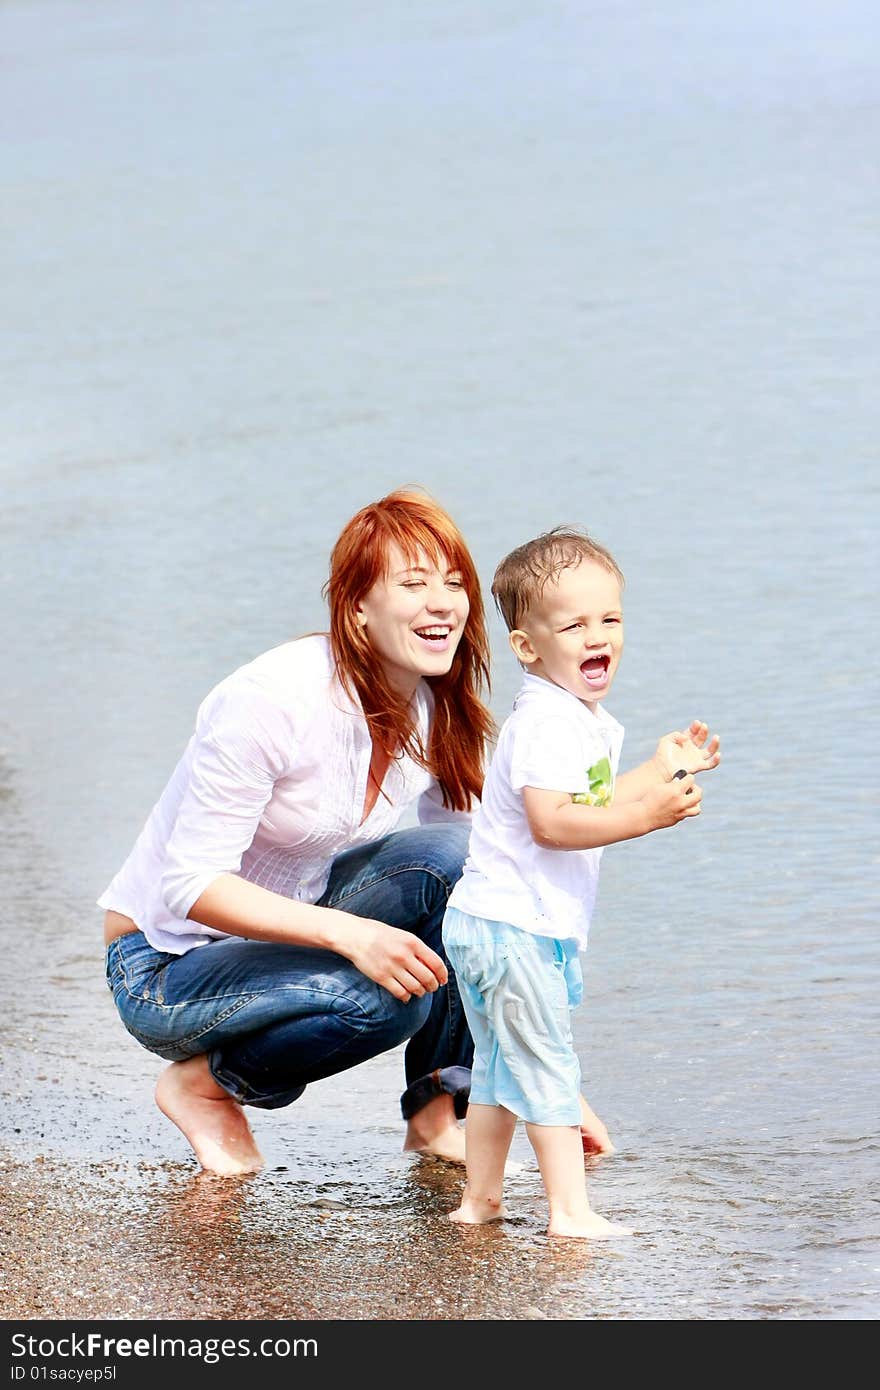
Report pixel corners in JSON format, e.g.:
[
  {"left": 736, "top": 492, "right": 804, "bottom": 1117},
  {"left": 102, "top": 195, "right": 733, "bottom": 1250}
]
[{"left": 524, "top": 667, "right": 602, "bottom": 713}]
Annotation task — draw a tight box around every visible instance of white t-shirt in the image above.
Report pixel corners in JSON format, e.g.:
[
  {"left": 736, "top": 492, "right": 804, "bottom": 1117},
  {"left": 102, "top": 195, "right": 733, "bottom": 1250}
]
[
  {"left": 98, "top": 634, "right": 466, "bottom": 954},
  {"left": 448, "top": 673, "right": 624, "bottom": 948}
]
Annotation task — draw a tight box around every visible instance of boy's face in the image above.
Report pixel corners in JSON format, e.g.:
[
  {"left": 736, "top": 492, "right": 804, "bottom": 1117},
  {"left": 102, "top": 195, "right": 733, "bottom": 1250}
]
[{"left": 510, "top": 559, "right": 623, "bottom": 708}]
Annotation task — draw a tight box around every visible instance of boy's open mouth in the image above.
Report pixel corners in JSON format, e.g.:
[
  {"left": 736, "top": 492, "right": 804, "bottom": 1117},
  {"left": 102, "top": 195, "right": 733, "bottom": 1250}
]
[{"left": 580, "top": 653, "right": 610, "bottom": 688}]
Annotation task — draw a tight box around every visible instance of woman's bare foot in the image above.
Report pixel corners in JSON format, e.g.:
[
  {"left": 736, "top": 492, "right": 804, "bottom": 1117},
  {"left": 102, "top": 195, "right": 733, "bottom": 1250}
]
[
  {"left": 579, "top": 1094, "right": 614, "bottom": 1156},
  {"left": 403, "top": 1092, "right": 466, "bottom": 1163},
  {"left": 548, "top": 1211, "right": 632, "bottom": 1240},
  {"left": 448, "top": 1194, "right": 506, "bottom": 1225},
  {"left": 155, "top": 1056, "right": 264, "bottom": 1177}
]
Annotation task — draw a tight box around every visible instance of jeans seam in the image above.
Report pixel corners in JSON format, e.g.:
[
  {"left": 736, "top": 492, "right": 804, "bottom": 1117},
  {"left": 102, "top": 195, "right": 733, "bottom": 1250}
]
[
  {"left": 118, "top": 985, "right": 255, "bottom": 1046},
  {"left": 112, "top": 942, "right": 373, "bottom": 1009},
  {"left": 117, "top": 980, "right": 372, "bottom": 1050},
  {"left": 107, "top": 939, "right": 128, "bottom": 989},
  {"left": 328, "top": 862, "right": 456, "bottom": 909},
  {"left": 194, "top": 988, "right": 371, "bottom": 1051}
]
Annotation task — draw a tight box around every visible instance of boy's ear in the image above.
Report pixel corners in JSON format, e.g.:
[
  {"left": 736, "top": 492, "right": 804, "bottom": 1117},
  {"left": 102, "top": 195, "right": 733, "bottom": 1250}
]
[{"left": 509, "top": 629, "right": 538, "bottom": 665}]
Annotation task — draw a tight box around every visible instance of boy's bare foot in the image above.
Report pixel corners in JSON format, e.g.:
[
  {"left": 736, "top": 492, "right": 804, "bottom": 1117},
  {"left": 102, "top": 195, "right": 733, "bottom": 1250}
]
[
  {"left": 403, "top": 1092, "right": 466, "bottom": 1163},
  {"left": 155, "top": 1056, "right": 264, "bottom": 1177},
  {"left": 449, "top": 1195, "right": 507, "bottom": 1225},
  {"left": 579, "top": 1094, "right": 615, "bottom": 1156},
  {"left": 548, "top": 1211, "right": 632, "bottom": 1240}
]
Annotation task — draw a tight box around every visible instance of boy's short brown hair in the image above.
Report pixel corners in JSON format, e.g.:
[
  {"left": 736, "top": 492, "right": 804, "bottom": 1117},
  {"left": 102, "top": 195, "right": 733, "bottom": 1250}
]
[{"left": 491, "top": 527, "right": 624, "bottom": 632}]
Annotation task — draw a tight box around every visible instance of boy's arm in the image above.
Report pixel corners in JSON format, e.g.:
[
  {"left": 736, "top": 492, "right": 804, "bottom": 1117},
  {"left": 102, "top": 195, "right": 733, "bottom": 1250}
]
[
  {"left": 522, "top": 776, "right": 701, "bottom": 851},
  {"left": 614, "top": 720, "right": 721, "bottom": 805}
]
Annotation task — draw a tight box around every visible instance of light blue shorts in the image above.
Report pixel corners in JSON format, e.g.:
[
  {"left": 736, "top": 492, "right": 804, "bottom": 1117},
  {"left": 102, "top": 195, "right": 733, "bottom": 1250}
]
[{"left": 443, "top": 906, "right": 584, "bottom": 1126}]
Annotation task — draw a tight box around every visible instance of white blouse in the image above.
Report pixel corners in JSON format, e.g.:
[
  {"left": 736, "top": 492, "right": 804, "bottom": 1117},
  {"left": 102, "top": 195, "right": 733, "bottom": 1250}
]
[{"left": 98, "top": 634, "right": 467, "bottom": 954}]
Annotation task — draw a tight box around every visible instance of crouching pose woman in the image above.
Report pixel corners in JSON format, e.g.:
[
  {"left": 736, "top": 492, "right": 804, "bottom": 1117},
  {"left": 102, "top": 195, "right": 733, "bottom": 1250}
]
[{"left": 100, "top": 489, "right": 493, "bottom": 1175}]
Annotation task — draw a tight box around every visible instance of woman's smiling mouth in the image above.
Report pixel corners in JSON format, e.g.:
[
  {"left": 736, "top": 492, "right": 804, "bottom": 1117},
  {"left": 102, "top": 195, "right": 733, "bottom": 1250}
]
[{"left": 413, "top": 624, "right": 454, "bottom": 651}]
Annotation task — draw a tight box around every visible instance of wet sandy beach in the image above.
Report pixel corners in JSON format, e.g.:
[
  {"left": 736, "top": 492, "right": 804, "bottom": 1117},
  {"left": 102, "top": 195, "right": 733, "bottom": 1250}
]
[
  {"left": 0, "top": 1035, "right": 630, "bottom": 1322},
  {"left": 0, "top": 1154, "right": 581, "bottom": 1322},
  {"left": 0, "top": 749, "right": 877, "bottom": 1321},
  {"left": 3, "top": 949, "right": 877, "bottom": 1324}
]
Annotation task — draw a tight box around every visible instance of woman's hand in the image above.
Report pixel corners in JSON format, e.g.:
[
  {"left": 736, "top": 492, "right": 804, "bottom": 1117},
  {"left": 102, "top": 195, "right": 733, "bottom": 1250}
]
[
  {"left": 335, "top": 916, "right": 449, "bottom": 1002},
  {"left": 188, "top": 877, "right": 448, "bottom": 1002},
  {"left": 656, "top": 720, "right": 721, "bottom": 778}
]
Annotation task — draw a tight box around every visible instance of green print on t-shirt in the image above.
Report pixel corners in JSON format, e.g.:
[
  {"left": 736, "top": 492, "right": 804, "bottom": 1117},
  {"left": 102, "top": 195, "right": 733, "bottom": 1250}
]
[{"left": 571, "top": 755, "right": 613, "bottom": 807}]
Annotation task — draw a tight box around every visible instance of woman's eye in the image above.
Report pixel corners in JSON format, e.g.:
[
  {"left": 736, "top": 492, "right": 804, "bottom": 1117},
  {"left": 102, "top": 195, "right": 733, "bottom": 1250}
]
[
  {"left": 446, "top": 579, "right": 464, "bottom": 591},
  {"left": 402, "top": 581, "right": 425, "bottom": 590}
]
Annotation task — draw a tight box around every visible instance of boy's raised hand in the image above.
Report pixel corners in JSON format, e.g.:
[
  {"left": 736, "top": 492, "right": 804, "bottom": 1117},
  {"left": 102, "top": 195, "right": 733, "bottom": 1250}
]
[
  {"left": 643, "top": 773, "right": 702, "bottom": 829},
  {"left": 656, "top": 720, "right": 721, "bottom": 778}
]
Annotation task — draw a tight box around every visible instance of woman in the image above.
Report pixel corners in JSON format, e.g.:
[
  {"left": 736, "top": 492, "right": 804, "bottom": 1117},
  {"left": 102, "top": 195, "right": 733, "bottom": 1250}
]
[{"left": 100, "top": 489, "right": 493, "bottom": 1175}]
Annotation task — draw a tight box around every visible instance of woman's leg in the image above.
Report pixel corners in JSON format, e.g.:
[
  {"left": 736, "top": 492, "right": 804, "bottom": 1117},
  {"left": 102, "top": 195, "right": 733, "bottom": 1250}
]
[
  {"left": 106, "top": 823, "right": 472, "bottom": 1170},
  {"left": 316, "top": 822, "right": 473, "bottom": 1161},
  {"left": 108, "top": 930, "right": 431, "bottom": 1174},
  {"left": 153, "top": 968, "right": 433, "bottom": 1176},
  {"left": 197, "top": 822, "right": 473, "bottom": 1113},
  {"left": 155, "top": 1055, "right": 264, "bottom": 1177}
]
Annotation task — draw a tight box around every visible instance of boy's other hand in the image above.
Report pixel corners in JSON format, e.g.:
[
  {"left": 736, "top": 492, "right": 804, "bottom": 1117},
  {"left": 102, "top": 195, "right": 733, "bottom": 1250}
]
[
  {"left": 657, "top": 721, "right": 721, "bottom": 779},
  {"left": 642, "top": 773, "right": 702, "bottom": 830}
]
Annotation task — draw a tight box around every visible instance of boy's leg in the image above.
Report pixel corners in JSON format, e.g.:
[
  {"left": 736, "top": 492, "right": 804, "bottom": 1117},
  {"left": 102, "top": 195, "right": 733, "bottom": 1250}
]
[
  {"left": 449, "top": 1103, "right": 517, "bottom": 1225},
  {"left": 557, "top": 943, "right": 614, "bottom": 1156},
  {"left": 579, "top": 1093, "right": 614, "bottom": 1156},
  {"left": 525, "top": 1123, "right": 631, "bottom": 1240}
]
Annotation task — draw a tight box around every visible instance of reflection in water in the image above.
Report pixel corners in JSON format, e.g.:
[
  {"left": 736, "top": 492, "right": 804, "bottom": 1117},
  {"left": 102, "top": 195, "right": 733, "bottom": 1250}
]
[
  {"left": 114, "top": 1155, "right": 606, "bottom": 1320},
  {"left": 135, "top": 1169, "right": 325, "bottom": 1319},
  {"left": 167, "top": 1169, "right": 253, "bottom": 1235},
  {"left": 400, "top": 1154, "right": 467, "bottom": 1216},
  {"left": 396, "top": 1155, "right": 604, "bottom": 1318}
]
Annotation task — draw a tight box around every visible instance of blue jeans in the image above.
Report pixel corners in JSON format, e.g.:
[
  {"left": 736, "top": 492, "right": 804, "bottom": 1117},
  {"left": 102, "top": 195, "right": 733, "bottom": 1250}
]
[{"left": 105, "top": 824, "right": 473, "bottom": 1116}]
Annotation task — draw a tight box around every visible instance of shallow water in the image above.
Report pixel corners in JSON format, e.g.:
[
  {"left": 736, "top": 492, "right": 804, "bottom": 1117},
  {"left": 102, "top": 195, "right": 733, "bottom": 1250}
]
[{"left": 1, "top": 0, "right": 878, "bottom": 1319}]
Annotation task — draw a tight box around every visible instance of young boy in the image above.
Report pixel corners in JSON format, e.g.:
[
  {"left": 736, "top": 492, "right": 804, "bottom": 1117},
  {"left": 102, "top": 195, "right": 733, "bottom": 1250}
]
[{"left": 443, "top": 529, "right": 720, "bottom": 1239}]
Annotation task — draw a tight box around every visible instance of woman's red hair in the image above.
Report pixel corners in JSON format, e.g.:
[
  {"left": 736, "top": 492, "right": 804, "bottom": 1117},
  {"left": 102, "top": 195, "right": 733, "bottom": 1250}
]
[{"left": 325, "top": 489, "right": 492, "bottom": 811}]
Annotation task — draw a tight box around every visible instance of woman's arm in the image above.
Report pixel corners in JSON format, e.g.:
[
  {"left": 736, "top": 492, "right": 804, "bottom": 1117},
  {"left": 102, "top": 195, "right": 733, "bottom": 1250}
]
[
  {"left": 162, "top": 678, "right": 447, "bottom": 1002},
  {"left": 190, "top": 874, "right": 447, "bottom": 1002}
]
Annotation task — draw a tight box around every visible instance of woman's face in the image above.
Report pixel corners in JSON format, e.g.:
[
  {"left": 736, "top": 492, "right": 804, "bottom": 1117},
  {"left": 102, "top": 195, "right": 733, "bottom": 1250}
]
[{"left": 356, "top": 542, "right": 471, "bottom": 696}]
